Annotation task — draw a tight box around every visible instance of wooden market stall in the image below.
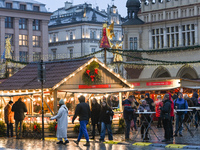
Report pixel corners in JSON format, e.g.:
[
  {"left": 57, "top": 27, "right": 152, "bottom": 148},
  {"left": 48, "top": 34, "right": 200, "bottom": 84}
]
[{"left": 0, "top": 57, "right": 134, "bottom": 123}]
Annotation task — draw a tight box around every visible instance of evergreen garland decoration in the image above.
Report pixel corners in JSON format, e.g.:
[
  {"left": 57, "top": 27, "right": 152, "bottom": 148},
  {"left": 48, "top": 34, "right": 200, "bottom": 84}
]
[
  {"left": 108, "top": 49, "right": 200, "bottom": 64},
  {"left": 82, "top": 61, "right": 102, "bottom": 85}
]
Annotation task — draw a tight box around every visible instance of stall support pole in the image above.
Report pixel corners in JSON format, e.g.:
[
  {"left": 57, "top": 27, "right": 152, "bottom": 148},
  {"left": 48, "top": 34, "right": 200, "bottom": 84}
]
[
  {"left": 119, "top": 92, "right": 123, "bottom": 112},
  {"left": 53, "top": 90, "right": 58, "bottom": 113},
  {"left": 41, "top": 79, "right": 44, "bottom": 140}
]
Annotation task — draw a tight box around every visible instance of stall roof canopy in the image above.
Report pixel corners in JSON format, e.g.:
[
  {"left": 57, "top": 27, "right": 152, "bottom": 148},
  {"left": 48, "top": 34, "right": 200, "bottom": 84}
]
[
  {"left": 0, "top": 57, "right": 92, "bottom": 90},
  {"left": 0, "top": 57, "right": 133, "bottom": 91},
  {"left": 0, "top": 92, "right": 40, "bottom": 97}
]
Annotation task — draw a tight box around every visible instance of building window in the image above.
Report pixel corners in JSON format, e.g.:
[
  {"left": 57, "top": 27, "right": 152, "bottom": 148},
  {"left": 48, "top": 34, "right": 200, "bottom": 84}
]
[
  {"left": 130, "top": 37, "right": 133, "bottom": 50},
  {"left": 70, "top": 49, "right": 73, "bottom": 58},
  {"left": 152, "top": 28, "right": 164, "bottom": 49},
  {"left": 91, "top": 48, "right": 96, "bottom": 53},
  {"left": 70, "top": 32, "right": 73, "bottom": 40},
  {"left": 33, "top": 6, "right": 40, "bottom": 12},
  {"left": 19, "top": 18, "right": 27, "bottom": 29},
  {"left": 5, "top": 34, "right": 14, "bottom": 46},
  {"left": 20, "top": 4, "right": 26, "bottom": 10},
  {"left": 134, "top": 37, "right": 138, "bottom": 50},
  {"left": 182, "top": 24, "right": 195, "bottom": 46},
  {"left": 19, "top": 51, "right": 28, "bottom": 62},
  {"left": 19, "top": 35, "right": 28, "bottom": 46},
  {"left": 33, "top": 19, "right": 40, "bottom": 30},
  {"left": 90, "top": 30, "right": 96, "bottom": 39},
  {"left": 32, "top": 36, "right": 40, "bottom": 47},
  {"left": 5, "top": 17, "right": 13, "bottom": 28},
  {"left": 33, "top": 52, "right": 41, "bottom": 62},
  {"left": 6, "top": 3, "right": 12, "bottom": 9}
]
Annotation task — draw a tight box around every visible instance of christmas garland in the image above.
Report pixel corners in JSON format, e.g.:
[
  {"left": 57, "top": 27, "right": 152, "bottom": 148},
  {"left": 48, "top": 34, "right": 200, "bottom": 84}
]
[{"left": 82, "top": 61, "right": 102, "bottom": 85}]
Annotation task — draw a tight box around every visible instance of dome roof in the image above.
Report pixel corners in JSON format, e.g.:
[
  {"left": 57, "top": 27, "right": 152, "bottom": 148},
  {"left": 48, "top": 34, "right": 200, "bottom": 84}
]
[{"left": 126, "top": 0, "right": 140, "bottom": 8}]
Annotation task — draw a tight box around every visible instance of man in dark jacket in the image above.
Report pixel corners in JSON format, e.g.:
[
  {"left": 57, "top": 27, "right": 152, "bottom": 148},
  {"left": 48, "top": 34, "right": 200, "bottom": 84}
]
[
  {"left": 72, "top": 95, "right": 91, "bottom": 146},
  {"left": 122, "top": 95, "right": 139, "bottom": 141},
  {"left": 160, "top": 94, "right": 172, "bottom": 142},
  {"left": 145, "top": 93, "right": 155, "bottom": 111},
  {"left": 190, "top": 92, "right": 199, "bottom": 128},
  {"left": 11, "top": 97, "right": 27, "bottom": 139}
]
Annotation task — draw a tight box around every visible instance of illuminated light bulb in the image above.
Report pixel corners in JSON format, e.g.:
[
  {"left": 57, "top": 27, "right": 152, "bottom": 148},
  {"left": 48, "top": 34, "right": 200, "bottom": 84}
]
[
  {"left": 33, "top": 98, "right": 36, "bottom": 101},
  {"left": 64, "top": 79, "right": 67, "bottom": 81},
  {"left": 117, "top": 74, "right": 120, "bottom": 77},
  {"left": 124, "top": 80, "right": 127, "bottom": 83},
  {"left": 77, "top": 95, "right": 80, "bottom": 98},
  {"left": 51, "top": 98, "right": 54, "bottom": 101},
  {"left": 47, "top": 99, "right": 50, "bottom": 103},
  {"left": 38, "top": 97, "right": 41, "bottom": 101},
  {"left": 64, "top": 98, "right": 66, "bottom": 102},
  {"left": 19, "top": 90, "right": 21, "bottom": 93},
  {"left": 27, "top": 99, "right": 30, "bottom": 102},
  {"left": 46, "top": 89, "right": 49, "bottom": 91},
  {"left": 24, "top": 100, "right": 26, "bottom": 102},
  {"left": 83, "top": 94, "right": 87, "bottom": 97},
  {"left": 102, "top": 64, "right": 105, "bottom": 67},
  {"left": 7, "top": 91, "right": 10, "bottom": 94},
  {"left": 13, "top": 91, "right": 15, "bottom": 93},
  {"left": 26, "top": 90, "right": 28, "bottom": 93},
  {"left": 80, "top": 67, "right": 83, "bottom": 70}
]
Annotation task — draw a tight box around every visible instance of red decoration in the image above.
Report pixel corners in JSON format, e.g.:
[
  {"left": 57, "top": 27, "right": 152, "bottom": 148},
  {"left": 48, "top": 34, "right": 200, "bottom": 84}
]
[
  {"left": 90, "top": 75, "right": 95, "bottom": 81},
  {"left": 99, "top": 27, "right": 111, "bottom": 48},
  {"left": 55, "top": 124, "right": 57, "bottom": 131},
  {"left": 86, "top": 70, "right": 90, "bottom": 75},
  {"left": 34, "top": 125, "right": 37, "bottom": 130},
  {"left": 94, "top": 69, "right": 98, "bottom": 75}
]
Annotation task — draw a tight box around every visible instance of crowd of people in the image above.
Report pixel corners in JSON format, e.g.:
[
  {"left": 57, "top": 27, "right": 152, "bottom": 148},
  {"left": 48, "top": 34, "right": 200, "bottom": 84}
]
[{"left": 4, "top": 91, "right": 200, "bottom": 146}]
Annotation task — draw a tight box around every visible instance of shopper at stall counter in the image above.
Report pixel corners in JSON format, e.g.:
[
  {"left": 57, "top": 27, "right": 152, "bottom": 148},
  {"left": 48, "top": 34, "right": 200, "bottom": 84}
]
[
  {"left": 160, "top": 94, "right": 171, "bottom": 142},
  {"left": 168, "top": 93, "right": 174, "bottom": 140},
  {"left": 174, "top": 92, "right": 188, "bottom": 137},
  {"left": 11, "top": 98, "right": 27, "bottom": 139},
  {"left": 72, "top": 95, "right": 91, "bottom": 146},
  {"left": 90, "top": 98, "right": 101, "bottom": 140},
  {"left": 99, "top": 100, "right": 114, "bottom": 142},
  {"left": 122, "top": 95, "right": 139, "bottom": 141},
  {"left": 50, "top": 99, "right": 69, "bottom": 145},
  {"left": 190, "top": 92, "right": 199, "bottom": 128},
  {"left": 145, "top": 93, "right": 155, "bottom": 111},
  {"left": 155, "top": 95, "right": 163, "bottom": 128},
  {"left": 4, "top": 101, "right": 14, "bottom": 137},
  {"left": 138, "top": 100, "right": 151, "bottom": 140}
]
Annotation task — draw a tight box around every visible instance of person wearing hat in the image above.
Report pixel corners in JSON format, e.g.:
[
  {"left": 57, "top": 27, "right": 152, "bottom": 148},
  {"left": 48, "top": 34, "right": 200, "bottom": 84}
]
[
  {"left": 4, "top": 100, "right": 14, "bottom": 137},
  {"left": 50, "top": 99, "right": 69, "bottom": 145}
]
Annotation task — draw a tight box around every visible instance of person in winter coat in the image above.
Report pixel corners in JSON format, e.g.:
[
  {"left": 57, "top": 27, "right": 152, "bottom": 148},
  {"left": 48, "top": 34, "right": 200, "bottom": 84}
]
[
  {"left": 145, "top": 93, "right": 155, "bottom": 111},
  {"left": 155, "top": 95, "right": 163, "bottom": 128},
  {"left": 190, "top": 92, "right": 199, "bottom": 128},
  {"left": 160, "top": 94, "right": 172, "bottom": 142},
  {"left": 50, "top": 99, "right": 69, "bottom": 145},
  {"left": 122, "top": 95, "right": 139, "bottom": 141},
  {"left": 174, "top": 92, "right": 188, "bottom": 136},
  {"left": 72, "top": 96, "right": 91, "bottom": 146},
  {"left": 131, "top": 96, "right": 139, "bottom": 131},
  {"left": 90, "top": 98, "right": 101, "bottom": 139},
  {"left": 168, "top": 93, "right": 174, "bottom": 140},
  {"left": 138, "top": 100, "right": 151, "bottom": 140},
  {"left": 99, "top": 101, "right": 114, "bottom": 142},
  {"left": 11, "top": 98, "right": 27, "bottom": 139},
  {"left": 4, "top": 101, "right": 14, "bottom": 137}
]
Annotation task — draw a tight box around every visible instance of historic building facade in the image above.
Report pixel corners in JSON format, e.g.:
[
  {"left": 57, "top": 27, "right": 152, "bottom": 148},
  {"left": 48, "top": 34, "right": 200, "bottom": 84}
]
[
  {"left": 48, "top": 1, "right": 124, "bottom": 64},
  {"left": 122, "top": 0, "right": 200, "bottom": 80},
  {"left": 0, "top": 0, "right": 51, "bottom": 62}
]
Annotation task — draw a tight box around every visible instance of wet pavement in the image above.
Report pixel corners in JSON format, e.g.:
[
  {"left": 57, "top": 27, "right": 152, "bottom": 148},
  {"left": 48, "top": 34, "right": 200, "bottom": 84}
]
[
  {"left": 0, "top": 125, "right": 199, "bottom": 149},
  {"left": 0, "top": 138, "right": 181, "bottom": 150}
]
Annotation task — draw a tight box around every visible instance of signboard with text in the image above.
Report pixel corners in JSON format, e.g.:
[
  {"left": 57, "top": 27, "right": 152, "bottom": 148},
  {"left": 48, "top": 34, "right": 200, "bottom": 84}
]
[
  {"left": 146, "top": 81, "right": 173, "bottom": 86},
  {"left": 79, "top": 84, "right": 111, "bottom": 89}
]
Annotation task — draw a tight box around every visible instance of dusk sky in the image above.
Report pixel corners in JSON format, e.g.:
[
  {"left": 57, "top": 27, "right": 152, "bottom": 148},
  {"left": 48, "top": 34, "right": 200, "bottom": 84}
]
[{"left": 38, "top": 0, "right": 128, "bottom": 17}]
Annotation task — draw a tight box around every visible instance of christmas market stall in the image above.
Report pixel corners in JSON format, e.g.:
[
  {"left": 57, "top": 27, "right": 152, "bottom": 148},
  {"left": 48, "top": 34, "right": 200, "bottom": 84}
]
[
  {"left": 0, "top": 57, "right": 134, "bottom": 132},
  {"left": 128, "top": 77, "right": 200, "bottom": 101}
]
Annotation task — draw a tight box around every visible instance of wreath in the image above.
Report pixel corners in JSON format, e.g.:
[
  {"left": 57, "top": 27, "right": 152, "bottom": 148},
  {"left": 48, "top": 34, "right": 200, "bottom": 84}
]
[{"left": 82, "top": 61, "right": 102, "bottom": 85}]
